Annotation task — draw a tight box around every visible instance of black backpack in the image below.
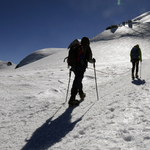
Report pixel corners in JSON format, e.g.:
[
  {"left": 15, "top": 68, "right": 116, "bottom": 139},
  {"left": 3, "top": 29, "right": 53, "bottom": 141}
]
[
  {"left": 131, "top": 47, "right": 139, "bottom": 59},
  {"left": 64, "top": 39, "right": 83, "bottom": 67}
]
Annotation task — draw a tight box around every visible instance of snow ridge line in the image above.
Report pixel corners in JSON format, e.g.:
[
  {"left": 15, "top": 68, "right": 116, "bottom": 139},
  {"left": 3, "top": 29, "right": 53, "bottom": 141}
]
[{"left": 88, "top": 67, "right": 131, "bottom": 75}]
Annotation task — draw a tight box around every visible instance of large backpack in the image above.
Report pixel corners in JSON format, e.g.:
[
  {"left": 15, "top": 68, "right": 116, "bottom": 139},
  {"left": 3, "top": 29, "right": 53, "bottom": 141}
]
[
  {"left": 64, "top": 39, "right": 83, "bottom": 67},
  {"left": 131, "top": 47, "right": 139, "bottom": 59}
]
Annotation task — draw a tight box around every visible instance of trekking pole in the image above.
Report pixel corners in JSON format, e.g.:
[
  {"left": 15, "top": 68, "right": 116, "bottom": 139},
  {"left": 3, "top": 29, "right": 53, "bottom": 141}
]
[
  {"left": 140, "top": 61, "right": 142, "bottom": 78},
  {"left": 65, "top": 69, "right": 71, "bottom": 103},
  {"left": 93, "top": 62, "right": 99, "bottom": 101}
]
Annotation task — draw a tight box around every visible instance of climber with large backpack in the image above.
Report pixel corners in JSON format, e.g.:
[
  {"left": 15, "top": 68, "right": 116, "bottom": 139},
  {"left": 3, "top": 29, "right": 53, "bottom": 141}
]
[
  {"left": 65, "top": 37, "right": 96, "bottom": 107},
  {"left": 130, "top": 44, "right": 142, "bottom": 80}
]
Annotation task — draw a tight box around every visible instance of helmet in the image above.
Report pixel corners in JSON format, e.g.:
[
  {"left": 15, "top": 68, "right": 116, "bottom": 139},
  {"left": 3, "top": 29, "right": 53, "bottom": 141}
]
[{"left": 81, "top": 37, "right": 90, "bottom": 46}]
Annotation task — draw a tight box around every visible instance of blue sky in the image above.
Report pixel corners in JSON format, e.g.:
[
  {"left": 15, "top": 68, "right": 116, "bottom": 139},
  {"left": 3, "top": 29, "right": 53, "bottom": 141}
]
[{"left": 0, "top": 0, "right": 150, "bottom": 64}]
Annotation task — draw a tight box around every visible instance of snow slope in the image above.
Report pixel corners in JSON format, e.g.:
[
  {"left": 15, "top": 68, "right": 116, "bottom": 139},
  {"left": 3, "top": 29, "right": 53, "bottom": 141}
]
[
  {"left": 16, "top": 48, "right": 65, "bottom": 68},
  {"left": 1, "top": 11, "right": 150, "bottom": 150},
  {"left": 0, "top": 61, "right": 16, "bottom": 71}
]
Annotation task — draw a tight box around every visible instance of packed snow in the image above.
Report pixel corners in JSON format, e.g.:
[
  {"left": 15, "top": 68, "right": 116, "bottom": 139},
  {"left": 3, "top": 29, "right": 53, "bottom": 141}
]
[{"left": 1, "top": 11, "right": 150, "bottom": 150}]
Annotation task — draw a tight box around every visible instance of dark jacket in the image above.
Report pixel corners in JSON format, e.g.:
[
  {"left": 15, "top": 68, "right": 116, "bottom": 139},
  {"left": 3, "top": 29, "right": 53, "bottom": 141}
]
[{"left": 130, "top": 45, "right": 142, "bottom": 62}]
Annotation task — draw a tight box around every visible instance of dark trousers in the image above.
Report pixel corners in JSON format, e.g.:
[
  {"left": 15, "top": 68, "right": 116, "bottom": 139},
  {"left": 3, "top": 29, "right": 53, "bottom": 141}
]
[
  {"left": 69, "top": 65, "right": 86, "bottom": 101},
  {"left": 132, "top": 60, "right": 139, "bottom": 75}
]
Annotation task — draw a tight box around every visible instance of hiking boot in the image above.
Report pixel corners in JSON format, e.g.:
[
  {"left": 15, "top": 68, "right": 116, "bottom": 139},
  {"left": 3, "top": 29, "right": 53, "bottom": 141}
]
[
  {"left": 79, "top": 93, "right": 86, "bottom": 100},
  {"left": 68, "top": 100, "right": 80, "bottom": 107},
  {"left": 136, "top": 74, "right": 138, "bottom": 78},
  {"left": 132, "top": 74, "right": 134, "bottom": 80}
]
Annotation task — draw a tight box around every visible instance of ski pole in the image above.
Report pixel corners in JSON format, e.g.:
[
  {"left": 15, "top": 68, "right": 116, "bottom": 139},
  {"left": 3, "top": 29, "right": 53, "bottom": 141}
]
[
  {"left": 140, "top": 61, "right": 142, "bottom": 78},
  {"left": 93, "top": 62, "right": 99, "bottom": 101},
  {"left": 65, "top": 69, "right": 71, "bottom": 103}
]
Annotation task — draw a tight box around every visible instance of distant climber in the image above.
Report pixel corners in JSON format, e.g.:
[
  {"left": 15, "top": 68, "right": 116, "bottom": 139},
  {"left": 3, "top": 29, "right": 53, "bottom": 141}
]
[{"left": 130, "top": 44, "right": 142, "bottom": 80}]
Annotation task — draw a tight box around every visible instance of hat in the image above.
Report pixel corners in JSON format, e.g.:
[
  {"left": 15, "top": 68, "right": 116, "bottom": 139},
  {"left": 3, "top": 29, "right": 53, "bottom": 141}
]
[{"left": 81, "top": 37, "right": 90, "bottom": 46}]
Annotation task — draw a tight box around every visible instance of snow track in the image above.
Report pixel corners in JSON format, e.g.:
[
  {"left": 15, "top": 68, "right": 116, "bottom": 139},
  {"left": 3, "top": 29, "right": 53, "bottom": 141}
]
[{"left": 1, "top": 60, "right": 150, "bottom": 150}]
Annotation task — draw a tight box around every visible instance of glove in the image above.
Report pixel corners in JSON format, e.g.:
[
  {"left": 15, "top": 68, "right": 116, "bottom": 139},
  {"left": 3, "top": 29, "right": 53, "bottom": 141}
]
[{"left": 92, "top": 58, "right": 96, "bottom": 63}]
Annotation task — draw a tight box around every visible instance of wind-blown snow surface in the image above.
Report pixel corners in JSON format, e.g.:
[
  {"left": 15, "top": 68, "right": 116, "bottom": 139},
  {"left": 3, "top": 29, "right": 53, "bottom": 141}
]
[{"left": 1, "top": 11, "right": 150, "bottom": 150}]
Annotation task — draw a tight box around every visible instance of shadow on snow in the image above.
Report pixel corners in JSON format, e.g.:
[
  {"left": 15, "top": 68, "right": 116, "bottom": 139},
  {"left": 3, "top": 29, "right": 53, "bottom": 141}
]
[
  {"left": 21, "top": 107, "right": 82, "bottom": 150},
  {"left": 132, "top": 78, "right": 146, "bottom": 85}
]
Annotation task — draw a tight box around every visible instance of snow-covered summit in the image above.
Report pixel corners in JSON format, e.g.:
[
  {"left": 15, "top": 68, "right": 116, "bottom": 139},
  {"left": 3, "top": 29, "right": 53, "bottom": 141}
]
[
  {"left": 132, "top": 11, "right": 150, "bottom": 23},
  {"left": 90, "top": 11, "right": 150, "bottom": 42}
]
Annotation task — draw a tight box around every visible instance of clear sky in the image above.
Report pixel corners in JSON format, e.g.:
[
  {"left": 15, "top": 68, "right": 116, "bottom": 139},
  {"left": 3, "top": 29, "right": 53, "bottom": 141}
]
[{"left": 0, "top": 0, "right": 150, "bottom": 64}]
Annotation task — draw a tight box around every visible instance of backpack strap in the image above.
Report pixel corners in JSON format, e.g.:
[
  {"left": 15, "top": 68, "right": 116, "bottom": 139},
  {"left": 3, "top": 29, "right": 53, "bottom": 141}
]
[
  {"left": 77, "top": 46, "right": 83, "bottom": 62},
  {"left": 63, "top": 57, "right": 68, "bottom": 62}
]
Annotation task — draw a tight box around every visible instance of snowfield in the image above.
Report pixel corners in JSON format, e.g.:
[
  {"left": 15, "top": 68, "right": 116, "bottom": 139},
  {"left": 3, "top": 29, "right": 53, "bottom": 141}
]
[{"left": 1, "top": 11, "right": 150, "bottom": 150}]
